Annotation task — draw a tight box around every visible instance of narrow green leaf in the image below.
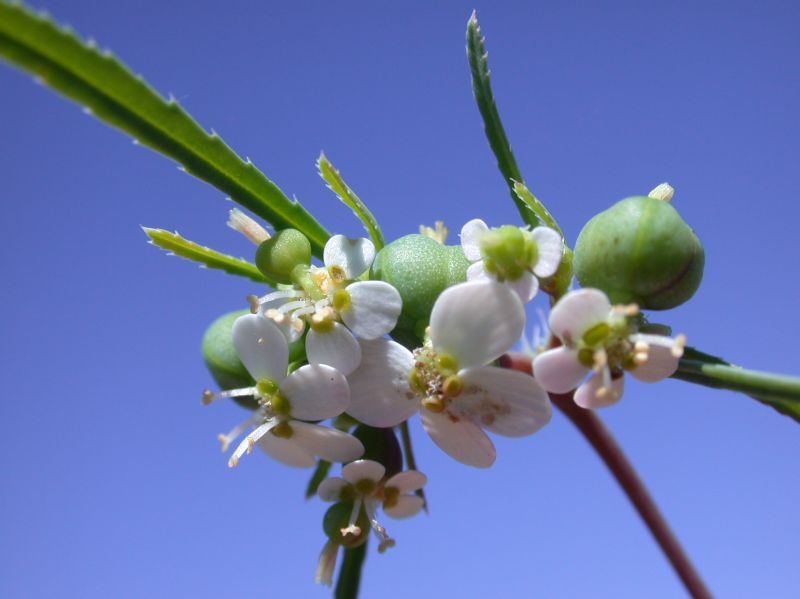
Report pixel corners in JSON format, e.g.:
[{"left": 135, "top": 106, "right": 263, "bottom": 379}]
[
  {"left": 143, "top": 227, "right": 271, "bottom": 284},
  {"left": 317, "top": 153, "right": 385, "bottom": 250},
  {"left": 466, "top": 11, "right": 541, "bottom": 229},
  {"left": 0, "top": 2, "right": 331, "bottom": 256},
  {"left": 512, "top": 180, "right": 564, "bottom": 238},
  {"left": 672, "top": 348, "right": 800, "bottom": 424},
  {"left": 305, "top": 459, "right": 332, "bottom": 500}
]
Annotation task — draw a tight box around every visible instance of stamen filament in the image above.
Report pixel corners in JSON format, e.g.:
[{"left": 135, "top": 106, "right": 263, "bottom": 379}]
[{"left": 202, "top": 386, "right": 257, "bottom": 406}]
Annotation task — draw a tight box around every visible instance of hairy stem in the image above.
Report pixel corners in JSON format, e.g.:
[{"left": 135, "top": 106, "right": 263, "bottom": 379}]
[{"left": 500, "top": 352, "right": 713, "bottom": 599}]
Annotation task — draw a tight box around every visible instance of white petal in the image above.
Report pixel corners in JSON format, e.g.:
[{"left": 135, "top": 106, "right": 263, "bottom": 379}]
[
  {"left": 456, "top": 366, "right": 552, "bottom": 437},
  {"left": 531, "top": 227, "right": 563, "bottom": 278},
  {"left": 574, "top": 372, "right": 625, "bottom": 409},
  {"left": 257, "top": 429, "right": 316, "bottom": 468},
  {"left": 628, "top": 334, "right": 680, "bottom": 382},
  {"left": 324, "top": 235, "right": 375, "bottom": 279},
  {"left": 466, "top": 259, "right": 490, "bottom": 282},
  {"left": 533, "top": 347, "right": 589, "bottom": 393},
  {"left": 548, "top": 288, "right": 611, "bottom": 345},
  {"left": 384, "top": 470, "right": 427, "bottom": 494},
  {"left": 384, "top": 495, "right": 425, "bottom": 519},
  {"left": 232, "top": 314, "right": 288, "bottom": 382},
  {"left": 317, "top": 477, "right": 349, "bottom": 502},
  {"left": 306, "top": 323, "right": 362, "bottom": 376},
  {"left": 346, "top": 339, "right": 419, "bottom": 427},
  {"left": 460, "top": 218, "right": 489, "bottom": 262},
  {"left": 281, "top": 364, "right": 350, "bottom": 421},
  {"left": 342, "top": 459, "right": 386, "bottom": 484},
  {"left": 341, "top": 281, "right": 402, "bottom": 339},
  {"left": 290, "top": 421, "right": 364, "bottom": 463},
  {"left": 421, "top": 408, "right": 496, "bottom": 468},
  {"left": 506, "top": 271, "right": 539, "bottom": 303},
  {"left": 429, "top": 280, "right": 525, "bottom": 369}
]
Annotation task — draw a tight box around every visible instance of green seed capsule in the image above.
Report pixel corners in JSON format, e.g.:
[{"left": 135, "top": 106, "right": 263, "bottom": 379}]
[
  {"left": 574, "top": 196, "right": 704, "bottom": 310},
  {"left": 323, "top": 502, "right": 369, "bottom": 548},
  {"left": 370, "top": 234, "right": 469, "bottom": 346},
  {"left": 254, "top": 228, "right": 312, "bottom": 284}
]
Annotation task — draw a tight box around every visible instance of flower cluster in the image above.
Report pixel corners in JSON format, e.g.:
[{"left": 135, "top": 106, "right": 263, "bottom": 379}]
[{"left": 202, "top": 213, "right": 691, "bottom": 585}]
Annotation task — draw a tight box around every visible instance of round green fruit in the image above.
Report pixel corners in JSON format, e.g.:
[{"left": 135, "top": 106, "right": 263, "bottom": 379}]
[
  {"left": 254, "top": 228, "right": 311, "bottom": 284},
  {"left": 574, "top": 196, "right": 704, "bottom": 310},
  {"left": 370, "top": 234, "right": 469, "bottom": 346}
]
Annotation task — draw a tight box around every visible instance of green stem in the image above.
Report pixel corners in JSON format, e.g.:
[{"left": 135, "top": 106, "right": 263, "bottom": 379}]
[
  {"left": 399, "top": 421, "right": 427, "bottom": 510},
  {"left": 334, "top": 542, "right": 367, "bottom": 599},
  {"left": 674, "top": 359, "right": 800, "bottom": 400}
]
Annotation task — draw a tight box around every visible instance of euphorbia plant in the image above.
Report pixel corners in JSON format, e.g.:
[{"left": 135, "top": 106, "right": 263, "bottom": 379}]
[{"left": 2, "top": 4, "right": 798, "bottom": 598}]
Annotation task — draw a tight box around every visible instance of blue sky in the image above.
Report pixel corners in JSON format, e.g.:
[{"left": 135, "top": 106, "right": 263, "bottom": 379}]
[{"left": 2, "top": 1, "right": 799, "bottom": 597}]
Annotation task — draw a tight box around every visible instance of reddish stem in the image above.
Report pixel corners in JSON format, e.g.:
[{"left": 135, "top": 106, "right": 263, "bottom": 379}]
[{"left": 500, "top": 352, "right": 713, "bottom": 599}]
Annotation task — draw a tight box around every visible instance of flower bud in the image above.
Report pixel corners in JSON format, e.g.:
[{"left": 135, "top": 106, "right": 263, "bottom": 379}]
[
  {"left": 202, "top": 310, "right": 305, "bottom": 409},
  {"left": 371, "top": 234, "right": 469, "bottom": 346},
  {"left": 323, "top": 502, "right": 369, "bottom": 548},
  {"left": 254, "top": 228, "right": 311, "bottom": 284},
  {"left": 574, "top": 196, "right": 704, "bottom": 310}
]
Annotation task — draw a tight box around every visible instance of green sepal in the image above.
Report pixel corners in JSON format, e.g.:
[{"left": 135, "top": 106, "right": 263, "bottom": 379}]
[
  {"left": 143, "top": 227, "right": 272, "bottom": 284},
  {"left": 317, "top": 153, "right": 385, "bottom": 250},
  {"left": 0, "top": 2, "right": 331, "bottom": 256}
]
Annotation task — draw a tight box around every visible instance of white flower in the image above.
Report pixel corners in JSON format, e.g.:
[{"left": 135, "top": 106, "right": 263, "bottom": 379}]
[
  {"left": 202, "top": 314, "right": 363, "bottom": 468},
  {"left": 460, "top": 218, "right": 563, "bottom": 302},
  {"left": 346, "top": 280, "right": 552, "bottom": 468},
  {"left": 533, "top": 288, "right": 687, "bottom": 409},
  {"left": 250, "top": 235, "right": 402, "bottom": 375},
  {"left": 317, "top": 459, "right": 427, "bottom": 553}
]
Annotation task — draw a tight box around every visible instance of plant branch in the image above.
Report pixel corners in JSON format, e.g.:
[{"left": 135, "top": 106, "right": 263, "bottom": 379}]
[
  {"left": 500, "top": 352, "right": 713, "bottom": 599},
  {"left": 334, "top": 542, "right": 367, "bottom": 599}
]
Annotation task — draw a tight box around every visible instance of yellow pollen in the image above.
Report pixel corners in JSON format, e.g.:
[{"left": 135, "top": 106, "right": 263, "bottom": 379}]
[{"left": 442, "top": 375, "right": 463, "bottom": 398}]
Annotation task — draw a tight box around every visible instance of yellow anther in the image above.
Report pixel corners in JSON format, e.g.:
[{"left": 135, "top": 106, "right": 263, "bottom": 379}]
[
  {"left": 246, "top": 294, "right": 260, "bottom": 314},
  {"left": 341, "top": 524, "right": 361, "bottom": 537},
  {"left": 332, "top": 289, "right": 352, "bottom": 312},
  {"left": 328, "top": 265, "right": 347, "bottom": 283},
  {"left": 437, "top": 353, "right": 459, "bottom": 374},
  {"left": 442, "top": 375, "right": 464, "bottom": 398},
  {"left": 355, "top": 479, "right": 377, "bottom": 496},
  {"left": 634, "top": 341, "right": 649, "bottom": 353},
  {"left": 421, "top": 396, "right": 446, "bottom": 413},
  {"left": 672, "top": 334, "right": 687, "bottom": 358},
  {"left": 228, "top": 455, "right": 239, "bottom": 468},
  {"left": 201, "top": 390, "right": 215, "bottom": 405},
  {"left": 634, "top": 352, "right": 649, "bottom": 365},
  {"left": 217, "top": 434, "right": 230, "bottom": 453},
  {"left": 271, "top": 421, "right": 294, "bottom": 439},
  {"left": 270, "top": 393, "right": 291, "bottom": 416}
]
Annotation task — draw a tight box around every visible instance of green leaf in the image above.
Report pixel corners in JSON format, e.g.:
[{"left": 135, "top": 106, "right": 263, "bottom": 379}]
[
  {"left": 317, "top": 153, "right": 385, "bottom": 250},
  {"left": 512, "top": 180, "right": 564, "bottom": 238},
  {"left": 143, "top": 227, "right": 271, "bottom": 284},
  {"left": 466, "top": 12, "right": 541, "bottom": 229},
  {"left": 672, "top": 347, "right": 800, "bottom": 423},
  {"left": 0, "top": 2, "right": 331, "bottom": 256},
  {"left": 305, "top": 459, "right": 332, "bottom": 500}
]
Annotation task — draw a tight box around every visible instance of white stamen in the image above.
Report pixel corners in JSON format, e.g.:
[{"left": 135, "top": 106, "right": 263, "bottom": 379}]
[
  {"left": 217, "top": 412, "right": 262, "bottom": 452},
  {"left": 258, "top": 289, "right": 305, "bottom": 306},
  {"left": 592, "top": 349, "right": 608, "bottom": 372},
  {"left": 364, "top": 500, "right": 395, "bottom": 553},
  {"left": 227, "top": 208, "right": 271, "bottom": 245},
  {"left": 278, "top": 299, "right": 313, "bottom": 315},
  {"left": 341, "top": 498, "right": 363, "bottom": 537},
  {"left": 202, "top": 386, "right": 257, "bottom": 405},
  {"left": 227, "top": 419, "right": 276, "bottom": 468}
]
